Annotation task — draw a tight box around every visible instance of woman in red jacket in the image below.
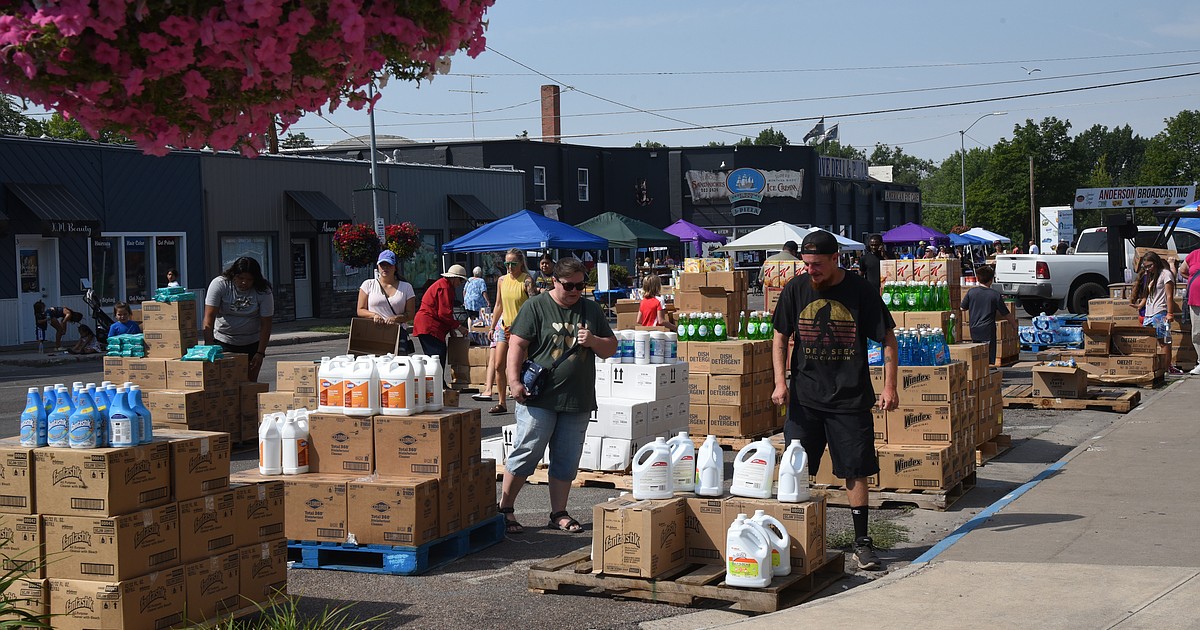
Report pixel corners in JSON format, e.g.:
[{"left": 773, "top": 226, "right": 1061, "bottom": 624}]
[{"left": 414, "top": 265, "right": 469, "bottom": 360}]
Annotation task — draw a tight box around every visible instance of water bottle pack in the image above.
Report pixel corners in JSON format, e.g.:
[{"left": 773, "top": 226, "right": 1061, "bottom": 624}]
[
  {"left": 1019, "top": 324, "right": 1082, "bottom": 346},
  {"left": 152, "top": 286, "right": 195, "bottom": 303}
]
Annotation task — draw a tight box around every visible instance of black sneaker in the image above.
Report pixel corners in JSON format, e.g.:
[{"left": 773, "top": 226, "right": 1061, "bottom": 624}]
[{"left": 853, "top": 537, "right": 884, "bottom": 571}]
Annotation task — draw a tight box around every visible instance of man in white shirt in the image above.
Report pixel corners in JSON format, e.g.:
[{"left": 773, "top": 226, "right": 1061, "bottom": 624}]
[{"left": 1028, "top": 241, "right": 1040, "bottom": 255}]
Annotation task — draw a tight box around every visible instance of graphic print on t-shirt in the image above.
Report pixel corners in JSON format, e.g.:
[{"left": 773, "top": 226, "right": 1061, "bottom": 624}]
[
  {"left": 549, "top": 321, "right": 580, "bottom": 362},
  {"left": 796, "top": 299, "right": 857, "bottom": 361}
]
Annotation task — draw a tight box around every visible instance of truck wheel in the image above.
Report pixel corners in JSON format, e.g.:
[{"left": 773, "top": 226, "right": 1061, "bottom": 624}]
[
  {"left": 1022, "top": 300, "right": 1059, "bottom": 317},
  {"left": 1069, "top": 282, "right": 1107, "bottom": 314}
]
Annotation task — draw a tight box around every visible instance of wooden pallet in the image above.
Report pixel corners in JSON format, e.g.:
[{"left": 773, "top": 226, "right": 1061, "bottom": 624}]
[
  {"left": 527, "top": 467, "right": 634, "bottom": 490},
  {"left": 993, "top": 354, "right": 1020, "bottom": 368},
  {"left": 976, "top": 434, "right": 1013, "bottom": 466},
  {"left": 528, "top": 548, "right": 845, "bottom": 613},
  {"left": 287, "top": 515, "right": 504, "bottom": 576},
  {"left": 1001, "top": 384, "right": 1141, "bottom": 413},
  {"left": 813, "top": 472, "right": 976, "bottom": 512},
  {"left": 690, "top": 430, "right": 786, "bottom": 452}
]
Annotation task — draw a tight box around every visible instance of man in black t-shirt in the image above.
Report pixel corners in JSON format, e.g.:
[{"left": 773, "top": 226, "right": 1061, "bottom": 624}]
[
  {"left": 961, "top": 265, "right": 1017, "bottom": 363},
  {"left": 857, "top": 235, "right": 887, "bottom": 290},
  {"left": 771, "top": 231, "right": 898, "bottom": 571}
]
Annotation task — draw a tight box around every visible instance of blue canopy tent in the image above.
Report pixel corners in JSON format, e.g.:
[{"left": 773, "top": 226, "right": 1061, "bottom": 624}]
[
  {"left": 949, "top": 232, "right": 989, "bottom": 247},
  {"left": 443, "top": 209, "right": 608, "bottom": 253}
]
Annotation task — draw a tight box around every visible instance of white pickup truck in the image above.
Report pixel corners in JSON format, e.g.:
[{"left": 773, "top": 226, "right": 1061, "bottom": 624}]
[{"left": 993, "top": 225, "right": 1200, "bottom": 316}]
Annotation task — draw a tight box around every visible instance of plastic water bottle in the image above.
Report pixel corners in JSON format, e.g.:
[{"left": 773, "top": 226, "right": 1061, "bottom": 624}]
[
  {"left": 47, "top": 387, "right": 73, "bottom": 448},
  {"left": 731, "top": 438, "right": 776, "bottom": 499},
  {"left": 281, "top": 414, "right": 309, "bottom": 475},
  {"left": 128, "top": 385, "right": 153, "bottom": 444},
  {"left": 631, "top": 437, "right": 673, "bottom": 500},
  {"left": 750, "top": 510, "right": 792, "bottom": 577},
  {"left": 777, "top": 440, "right": 810, "bottom": 502},
  {"left": 696, "top": 435, "right": 724, "bottom": 497},
  {"left": 258, "top": 413, "right": 283, "bottom": 476},
  {"left": 20, "top": 388, "right": 47, "bottom": 448},
  {"left": 667, "top": 431, "right": 696, "bottom": 493},
  {"left": 107, "top": 387, "right": 137, "bottom": 448},
  {"left": 725, "top": 515, "right": 772, "bottom": 588},
  {"left": 68, "top": 389, "right": 101, "bottom": 449}
]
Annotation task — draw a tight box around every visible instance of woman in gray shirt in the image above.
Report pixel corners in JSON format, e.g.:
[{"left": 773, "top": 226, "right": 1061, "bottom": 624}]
[{"left": 204, "top": 257, "right": 274, "bottom": 381}]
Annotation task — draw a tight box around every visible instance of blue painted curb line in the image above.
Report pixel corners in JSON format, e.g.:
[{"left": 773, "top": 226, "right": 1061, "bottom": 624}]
[{"left": 912, "top": 459, "right": 1068, "bottom": 564}]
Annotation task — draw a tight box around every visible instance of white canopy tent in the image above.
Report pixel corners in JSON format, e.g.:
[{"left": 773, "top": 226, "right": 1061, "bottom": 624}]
[
  {"left": 717, "top": 221, "right": 811, "bottom": 252},
  {"left": 964, "top": 227, "right": 1011, "bottom": 244},
  {"left": 811, "top": 228, "right": 865, "bottom": 252}
]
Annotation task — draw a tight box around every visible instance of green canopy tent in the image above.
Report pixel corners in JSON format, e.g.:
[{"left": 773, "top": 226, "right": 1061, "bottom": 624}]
[{"left": 574, "top": 212, "right": 680, "bottom": 249}]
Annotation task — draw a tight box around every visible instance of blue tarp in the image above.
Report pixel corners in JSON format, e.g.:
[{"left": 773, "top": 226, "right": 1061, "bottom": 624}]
[
  {"left": 443, "top": 209, "right": 608, "bottom": 253},
  {"left": 949, "top": 232, "right": 989, "bottom": 246}
]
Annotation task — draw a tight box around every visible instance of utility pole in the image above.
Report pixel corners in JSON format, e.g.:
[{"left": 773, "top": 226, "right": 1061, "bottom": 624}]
[{"left": 1028, "top": 156, "right": 1036, "bottom": 246}]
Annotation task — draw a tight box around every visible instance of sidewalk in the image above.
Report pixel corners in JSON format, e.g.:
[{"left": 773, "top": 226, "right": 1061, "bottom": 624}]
[
  {"left": 0, "top": 317, "right": 349, "bottom": 367},
  {"left": 722, "top": 376, "right": 1200, "bottom": 629}
]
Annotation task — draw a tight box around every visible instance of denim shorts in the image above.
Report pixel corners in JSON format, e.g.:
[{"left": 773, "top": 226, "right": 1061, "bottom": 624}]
[
  {"left": 493, "top": 322, "right": 506, "bottom": 345},
  {"left": 1143, "top": 312, "right": 1171, "bottom": 342},
  {"left": 505, "top": 404, "right": 591, "bottom": 480}
]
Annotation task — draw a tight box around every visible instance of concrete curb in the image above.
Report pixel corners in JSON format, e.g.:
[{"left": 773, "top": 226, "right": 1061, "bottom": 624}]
[
  {"left": 0, "top": 353, "right": 105, "bottom": 368},
  {"left": 0, "top": 331, "right": 347, "bottom": 367}
]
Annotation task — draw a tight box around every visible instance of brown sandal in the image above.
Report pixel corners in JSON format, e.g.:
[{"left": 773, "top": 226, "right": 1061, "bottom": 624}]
[
  {"left": 499, "top": 506, "right": 523, "bottom": 534},
  {"left": 489, "top": 404, "right": 507, "bottom": 415}
]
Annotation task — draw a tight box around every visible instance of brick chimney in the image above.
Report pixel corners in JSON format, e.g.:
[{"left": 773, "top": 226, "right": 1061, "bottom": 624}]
[{"left": 540, "top": 84, "right": 561, "bottom": 143}]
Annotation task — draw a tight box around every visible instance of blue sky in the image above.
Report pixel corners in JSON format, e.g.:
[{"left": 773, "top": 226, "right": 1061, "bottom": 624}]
[{"left": 292, "top": 1, "right": 1200, "bottom": 164}]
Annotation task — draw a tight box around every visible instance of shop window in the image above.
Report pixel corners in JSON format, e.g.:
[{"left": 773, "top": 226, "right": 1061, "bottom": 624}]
[
  {"left": 156, "top": 236, "right": 182, "bottom": 287},
  {"left": 533, "top": 166, "right": 546, "bottom": 202},
  {"left": 89, "top": 233, "right": 187, "bottom": 305},
  {"left": 219, "top": 235, "right": 274, "bottom": 283},
  {"left": 577, "top": 168, "right": 589, "bottom": 202},
  {"left": 90, "top": 238, "right": 119, "bottom": 307}
]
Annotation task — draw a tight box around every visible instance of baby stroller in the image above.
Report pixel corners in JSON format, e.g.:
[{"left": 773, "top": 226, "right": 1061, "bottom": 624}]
[{"left": 82, "top": 289, "right": 114, "bottom": 345}]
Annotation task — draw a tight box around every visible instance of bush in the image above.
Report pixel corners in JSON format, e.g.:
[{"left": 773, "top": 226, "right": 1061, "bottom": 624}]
[{"left": 588, "top": 265, "right": 631, "bottom": 288}]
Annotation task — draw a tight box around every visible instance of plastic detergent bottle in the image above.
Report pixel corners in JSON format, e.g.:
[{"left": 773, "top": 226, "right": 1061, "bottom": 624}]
[
  {"left": 86, "top": 383, "right": 106, "bottom": 415},
  {"left": 42, "top": 385, "right": 56, "bottom": 417},
  {"left": 377, "top": 356, "right": 416, "bottom": 416},
  {"left": 631, "top": 437, "right": 674, "bottom": 500},
  {"left": 342, "top": 356, "right": 380, "bottom": 416},
  {"left": 317, "top": 356, "right": 345, "bottom": 414},
  {"left": 20, "top": 387, "right": 47, "bottom": 447},
  {"left": 731, "top": 438, "right": 776, "bottom": 499},
  {"left": 106, "top": 387, "right": 138, "bottom": 447},
  {"left": 666, "top": 332, "right": 679, "bottom": 361},
  {"left": 777, "top": 440, "right": 811, "bottom": 503},
  {"left": 258, "top": 414, "right": 282, "bottom": 475},
  {"left": 68, "top": 388, "right": 101, "bottom": 449},
  {"left": 280, "top": 414, "right": 309, "bottom": 475},
  {"left": 725, "top": 514, "right": 772, "bottom": 588},
  {"left": 423, "top": 355, "right": 445, "bottom": 411},
  {"left": 677, "top": 314, "right": 690, "bottom": 341},
  {"left": 750, "top": 509, "right": 792, "bottom": 577},
  {"left": 714, "top": 312, "right": 727, "bottom": 340},
  {"left": 128, "top": 385, "right": 153, "bottom": 444},
  {"left": 695, "top": 435, "right": 724, "bottom": 497},
  {"left": 667, "top": 431, "right": 696, "bottom": 493},
  {"left": 47, "top": 387, "right": 74, "bottom": 448},
  {"left": 408, "top": 355, "right": 427, "bottom": 413}
]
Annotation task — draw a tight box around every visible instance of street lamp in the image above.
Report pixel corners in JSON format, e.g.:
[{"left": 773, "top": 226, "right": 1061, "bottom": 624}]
[{"left": 960, "top": 112, "right": 1007, "bottom": 227}]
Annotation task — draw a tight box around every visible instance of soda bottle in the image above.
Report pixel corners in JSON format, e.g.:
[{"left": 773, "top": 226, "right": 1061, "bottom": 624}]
[
  {"left": 677, "top": 313, "right": 689, "bottom": 341},
  {"left": 737, "top": 311, "right": 748, "bottom": 339}
]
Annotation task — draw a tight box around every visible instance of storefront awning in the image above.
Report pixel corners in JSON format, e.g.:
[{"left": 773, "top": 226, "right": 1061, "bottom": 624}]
[
  {"left": 448, "top": 194, "right": 498, "bottom": 223},
  {"left": 286, "top": 190, "right": 352, "bottom": 233},
  {"left": 5, "top": 183, "right": 100, "bottom": 236}
]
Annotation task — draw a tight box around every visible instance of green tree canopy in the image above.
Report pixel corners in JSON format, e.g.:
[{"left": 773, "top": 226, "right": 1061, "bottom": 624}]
[
  {"left": 868, "top": 143, "right": 935, "bottom": 186},
  {"left": 280, "top": 132, "right": 316, "bottom": 149},
  {"left": 1141, "top": 109, "right": 1200, "bottom": 185}
]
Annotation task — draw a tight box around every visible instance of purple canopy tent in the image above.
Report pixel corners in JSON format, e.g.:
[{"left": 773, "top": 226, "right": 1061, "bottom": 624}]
[
  {"left": 664, "top": 219, "right": 727, "bottom": 256},
  {"left": 881, "top": 222, "right": 949, "bottom": 244}
]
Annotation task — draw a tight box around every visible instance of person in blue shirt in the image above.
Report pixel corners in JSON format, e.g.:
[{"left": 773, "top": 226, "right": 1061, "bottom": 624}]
[{"left": 108, "top": 302, "right": 141, "bottom": 337}]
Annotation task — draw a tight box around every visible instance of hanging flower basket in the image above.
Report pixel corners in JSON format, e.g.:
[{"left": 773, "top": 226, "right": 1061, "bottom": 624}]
[
  {"left": 384, "top": 222, "right": 421, "bottom": 262},
  {"left": 0, "top": 1, "right": 493, "bottom": 156},
  {"left": 333, "top": 223, "right": 381, "bottom": 269}
]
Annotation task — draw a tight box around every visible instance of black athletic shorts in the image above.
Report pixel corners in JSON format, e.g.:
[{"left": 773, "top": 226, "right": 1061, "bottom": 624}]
[{"left": 784, "top": 392, "right": 879, "bottom": 481}]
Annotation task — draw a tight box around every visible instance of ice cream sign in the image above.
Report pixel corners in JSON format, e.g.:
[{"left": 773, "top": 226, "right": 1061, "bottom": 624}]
[
  {"left": 685, "top": 168, "right": 804, "bottom": 214},
  {"left": 728, "top": 168, "right": 766, "bottom": 216}
]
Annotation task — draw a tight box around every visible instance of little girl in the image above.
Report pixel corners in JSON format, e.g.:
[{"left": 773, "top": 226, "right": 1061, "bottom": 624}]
[
  {"left": 108, "top": 302, "right": 141, "bottom": 338},
  {"left": 637, "top": 274, "right": 675, "bottom": 330}
]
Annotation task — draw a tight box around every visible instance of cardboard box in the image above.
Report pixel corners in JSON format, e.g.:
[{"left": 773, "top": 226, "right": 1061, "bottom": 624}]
[
  {"left": 141, "top": 328, "right": 199, "bottom": 359},
  {"left": 688, "top": 404, "right": 709, "bottom": 435},
  {"left": 475, "top": 459, "right": 498, "bottom": 522},
  {"left": 34, "top": 444, "right": 171, "bottom": 517},
  {"left": 886, "top": 404, "right": 969, "bottom": 445},
  {"left": 373, "top": 412, "right": 462, "bottom": 478},
  {"left": 0, "top": 578, "right": 46, "bottom": 624},
  {"left": 102, "top": 356, "right": 129, "bottom": 383},
  {"left": 347, "top": 317, "right": 403, "bottom": 356},
  {"left": 306, "top": 414, "right": 374, "bottom": 475},
  {"left": 166, "top": 358, "right": 225, "bottom": 390},
  {"left": 118, "top": 357, "right": 170, "bottom": 390},
  {"left": 948, "top": 343, "right": 990, "bottom": 382},
  {"left": 592, "top": 497, "right": 686, "bottom": 578},
  {"left": 0, "top": 515, "right": 43, "bottom": 578},
  {"left": 705, "top": 271, "right": 749, "bottom": 293},
  {"left": 49, "top": 568, "right": 186, "bottom": 630},
  {"left": 43, "top": 504, "right": 180, "bottom": 581},
  {"left": 707, "top": 403, "right": 758, "bottom": 437},
  {"left": 871, "top": 406, "right": 887, "bottom": 443},
  {"left": 578, "top": 435, "right": 603, "bottom": 471},
  {"left": 231, "top": 481, "right": 285, "bottom": 548},
  {"left": 877, "top": 444, "right": 955, "bottom": 490},
  {"left": 155, "top": 429, "right": 231, "bottom": 502},
  {"left": 276, "top": 361, "right": 319, "bottom": 394},
  {"left": 466, "top": 345, "right": 491, "bottom": 367},
  {"left": 1110, "top": 331, "right": 1159, "bottom": 356},
  {"left": 219, "top": 354, "right": 249, "bottom": 387},
  {"left": 178, "top": 491, "right": 237, "bottom": 564},
  {"left": 142, "top": 389, "right": 206, "bottom": 425},
  {"left": 238, "top": 539, "right": 287, "bottom": 604},
  {"left": 708, "top": 340, "right": 755, "bottom": 375},
  {"left": 688, "top": 373, "right": 709, "bottom": 405},
  {"left": 437, "top": 472, "right": 463, "bottom": 537},
  {"left": 609, "top": 363, "right": 688, "bottom": 400},
  {"left": 598, "top": 436, "right": 655, "bottom": 472},
  {"left": 1030, "top": 364, "right": 1089, "bottom": 398},
  {"left": 1087, "top": 299, "right": 1143, "bottom": 328},
  {"left": 257, "top": 391, "right": 299, "bottom": 417},
  {"left": 460, "top": 408, "right": 482, "bottom": 464},
  {"left": 594, "top": 398, "right": 650, "bottom": 440},
  {"left": 139, "top": 300, "right": 197, "bottom": 331},
  {"left": 683, "top": 497, "right": 727, "bottom": 564},
  {"left": 725, "top": 497, "right": 826, "bottom": 576},
  {"left": 185, "top": 551, "right": 240, "bottom": 622},
  {"left": 0, "top": 440, "right": 34, "bottom": 514},
  {"left": 707, "top": 374, "right": 754, "bottom": 407},
  {"left": 347, "top": 477, "right": 439, "bottom": 546},
  {"left": 896, "top": 363, "right": 968, "bottom": 405},
  {"left": 676, "top": 273, "right": 708, "bottom": 292},
  {"left": 282, "top": 475, "right": 348, "bottom": 543},
  {"left": 810, "top": 446, "right": 881, "bottom": 488},
  {"left": 1083, "top": 326, "right": 1110, "bottom": 355}
]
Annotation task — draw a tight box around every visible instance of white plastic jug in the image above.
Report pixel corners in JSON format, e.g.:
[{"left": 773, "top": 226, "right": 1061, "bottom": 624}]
[
  {"left": 342, "top": 356, "right": 380, "bottom": 416},
  {"left": 650, "top": 331, "right": 666, "bottom": 364},
  {"left": 750, "top": 509, "right": 791, "bottom": 577},
  {"left": 696, "top": 435, "right": 724, "bottom": 497},
  {"left": 258, "top": 413, "right": 282, "bottom": 475},
  {"left": 318, "top": 356, "right": 346, "bottom": 414},
  {"left": 667, "top": 431, "right": 696, "bottom": 493},
  {"left": 631, "top": 437, "right": 674, "bottom": 500},
  {"left": 409, "top": 355, "right": 428, "bottom": 413},
  {"left": 423, "top": 355, "right": 445, "bottom": 411},
  {"left": 633, "top": 331, "right": 651, "bottom": 365},
  {"left": 777, "top": 439, "right": 811, "bottom": 503},
  {"left": 106, "top": 387, "right": 137, "bottom": 448},
  {"left": 726, "top": 514, "right": 772, "bottom": 588},
  {"left": 377, "top": 357, "right": 416, "bottom": 416},
  {"left": 731, "top": 438, "right": 776, "bottom": 499},
  {"left": 280, "top": 414, "right": 309, "bottom": 475}
]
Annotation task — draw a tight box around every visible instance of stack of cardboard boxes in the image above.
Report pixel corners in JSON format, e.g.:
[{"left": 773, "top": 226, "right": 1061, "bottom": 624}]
[
  {"left": 683, "top": 340, "right": 778, "bottom": 439},
  {"left": 139, "top": 300, "right": 199, "bottom": 358},
  {"left": 1064, "top": 299, "right": 1167, "bottom": 386},
  {"left": 252, "top": 407, "right": 497, "bottom": 548},
  {"left": 674, "top": 271, "right": 749, "bottom": 336},
  {"left": 762, "top": 259, "right": 806, "bottom": 312},
  {"left": 578, "top": 360, "right": 690, "bottom": 472},
  {"left": 448, "top": 341, "right": 491, "bottom": 390},
  {"left": 0, "top": 429, "right": 288, "bottom": 629}
]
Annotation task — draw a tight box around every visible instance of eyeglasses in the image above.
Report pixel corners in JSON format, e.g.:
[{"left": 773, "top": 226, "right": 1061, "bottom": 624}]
[
  {"left": 503, "top": 262, "right": 521, "bottom": 267},
  {"left": 556, "top": 280, "right": 586, "bottom": 291}
]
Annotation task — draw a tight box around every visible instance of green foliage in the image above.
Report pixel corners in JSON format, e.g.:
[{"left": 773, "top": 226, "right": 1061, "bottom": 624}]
[
  {"left": 280, "top": 132, "right": 316, "bottom": 149},
  {"left": 1, "top": 95, "right": 30, "bottom": 135},
  {"left": 633, "top": 140, "right": 665, "bottom": 148},
  {"left": 828, "top": 519, "right": 910, "bottom": 550},
  {"left": 1142, "top": 109, "right": 1200, "bottom": 185},
  {"left": 22, "top": 112, "right": 130, "bottom": 144},
  {"left": 868, "top": 143, "right": 935, "bottom": 186},
  {"left": 209, "top": 592, "right": 389, "bottom": 629},
  {"left": 588, "top": 264, "right": 631, "bottom": 288},
  {"left": 818, "top": 140, "right": 866, "bottom": 160},
  {"left": 0, "top": 538, "right": 52, "bottom": 627}
]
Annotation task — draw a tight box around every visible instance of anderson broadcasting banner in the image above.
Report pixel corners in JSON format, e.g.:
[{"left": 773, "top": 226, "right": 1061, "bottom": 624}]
[{"left": 1073, "top": 186, "right": 1195, "bottom": 210}]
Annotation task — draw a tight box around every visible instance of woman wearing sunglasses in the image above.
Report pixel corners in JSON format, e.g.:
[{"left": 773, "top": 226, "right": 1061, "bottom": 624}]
[{"left": 482, "top": 248, "right": 536, "bottom": 414}]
